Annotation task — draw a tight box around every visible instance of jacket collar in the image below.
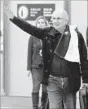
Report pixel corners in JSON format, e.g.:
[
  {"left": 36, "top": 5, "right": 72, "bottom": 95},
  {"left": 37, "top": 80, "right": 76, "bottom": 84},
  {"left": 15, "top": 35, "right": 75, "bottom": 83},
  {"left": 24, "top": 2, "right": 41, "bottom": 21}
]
[{"left": 54, "top": 25, "right": 71, "bottom": 57}]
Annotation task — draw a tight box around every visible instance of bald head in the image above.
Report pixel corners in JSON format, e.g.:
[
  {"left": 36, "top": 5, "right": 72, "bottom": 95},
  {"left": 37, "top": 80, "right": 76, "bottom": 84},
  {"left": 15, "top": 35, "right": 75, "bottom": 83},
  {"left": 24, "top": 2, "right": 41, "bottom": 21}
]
[
  {"left": 51, "top": 9, "right": 69, "bottom": 24},
  {"left": 50, "top": 9, "right": 69, "bottom": 33}
]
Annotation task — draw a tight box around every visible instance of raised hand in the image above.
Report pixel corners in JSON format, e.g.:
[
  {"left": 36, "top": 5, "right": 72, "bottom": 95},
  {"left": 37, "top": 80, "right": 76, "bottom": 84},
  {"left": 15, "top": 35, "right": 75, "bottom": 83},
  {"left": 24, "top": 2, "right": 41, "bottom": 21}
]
[{"left": 4, "top": 5, "right": 14, "bottom": 19}]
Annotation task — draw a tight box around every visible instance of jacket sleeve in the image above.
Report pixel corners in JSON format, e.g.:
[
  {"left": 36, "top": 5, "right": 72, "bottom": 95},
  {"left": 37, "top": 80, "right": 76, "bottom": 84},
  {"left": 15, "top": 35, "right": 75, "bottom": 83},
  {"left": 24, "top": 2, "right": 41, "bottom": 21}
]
[
  {"left": 27, "top": 36, "right": 33, "bottom": 71},
  {"left": 10, "top": 16, "right": 44, "bottom": 39},
  {"left": 78, "top": 32, "right": 88, "bottom": 83}
]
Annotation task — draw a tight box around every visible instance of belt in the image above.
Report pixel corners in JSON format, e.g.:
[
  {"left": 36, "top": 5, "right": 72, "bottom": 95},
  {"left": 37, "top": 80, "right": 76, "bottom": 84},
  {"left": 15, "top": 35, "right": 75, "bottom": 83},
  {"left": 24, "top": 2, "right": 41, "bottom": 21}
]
[
  {"left": 49, "top": 75, "right": 68, "bottom": 86},
  {"left": 50, "top": 75, "right": 67, "bottom": 78}
]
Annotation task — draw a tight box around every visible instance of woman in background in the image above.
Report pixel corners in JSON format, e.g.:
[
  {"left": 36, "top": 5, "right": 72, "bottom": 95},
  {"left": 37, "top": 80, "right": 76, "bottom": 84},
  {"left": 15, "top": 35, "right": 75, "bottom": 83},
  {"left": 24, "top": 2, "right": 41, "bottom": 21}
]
[{"left": 27, "top": 16, "right": 49, "bottom": 109}]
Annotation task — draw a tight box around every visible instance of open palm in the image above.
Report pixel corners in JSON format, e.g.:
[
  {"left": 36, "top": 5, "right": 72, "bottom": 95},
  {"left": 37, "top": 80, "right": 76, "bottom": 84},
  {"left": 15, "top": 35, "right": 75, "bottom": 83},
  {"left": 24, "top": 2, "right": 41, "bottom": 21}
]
[{"left": 4, "top": 6, "right": 14, "bottom": 19}]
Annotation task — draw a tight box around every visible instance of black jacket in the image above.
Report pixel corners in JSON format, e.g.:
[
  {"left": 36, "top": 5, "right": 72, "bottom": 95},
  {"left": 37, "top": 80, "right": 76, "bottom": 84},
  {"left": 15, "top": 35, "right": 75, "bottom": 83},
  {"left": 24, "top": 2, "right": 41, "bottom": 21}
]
[{"left": 10, "top": 16, "right": 88, "bottom": 93}]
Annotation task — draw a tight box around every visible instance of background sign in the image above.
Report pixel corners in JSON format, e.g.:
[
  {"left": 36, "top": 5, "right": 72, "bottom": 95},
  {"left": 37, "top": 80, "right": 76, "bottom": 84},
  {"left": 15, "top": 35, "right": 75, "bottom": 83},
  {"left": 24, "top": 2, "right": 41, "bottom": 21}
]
[{"left": 17, "top": 4, "right": 55, "bottom": 20}]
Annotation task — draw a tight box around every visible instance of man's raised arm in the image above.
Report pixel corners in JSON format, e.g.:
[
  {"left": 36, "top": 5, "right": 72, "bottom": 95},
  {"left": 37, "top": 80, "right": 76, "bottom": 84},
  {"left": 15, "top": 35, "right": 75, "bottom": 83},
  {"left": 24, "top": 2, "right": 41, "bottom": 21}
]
[{"left": 4, "top": 6, "right": 44, "bottom": 39}]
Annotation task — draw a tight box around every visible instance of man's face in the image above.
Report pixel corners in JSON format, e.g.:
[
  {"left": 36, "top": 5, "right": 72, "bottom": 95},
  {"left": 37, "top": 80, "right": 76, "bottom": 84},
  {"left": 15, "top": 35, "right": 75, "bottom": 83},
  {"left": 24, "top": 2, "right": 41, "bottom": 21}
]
[
  {"left": 51, "top": 17, "right": 65, "bottom": 27},
  {"left": 50, "top": 10, "right": 68, "bottom": 31},
  {"left": 51, "top": 16, "right": 67, "bottom": 30}
]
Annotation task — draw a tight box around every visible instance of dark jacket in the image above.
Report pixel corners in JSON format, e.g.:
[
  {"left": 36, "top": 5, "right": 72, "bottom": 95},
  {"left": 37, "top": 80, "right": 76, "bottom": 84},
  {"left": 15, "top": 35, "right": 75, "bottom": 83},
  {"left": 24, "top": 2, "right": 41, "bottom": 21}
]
[
  {"left": 27, "top": 36, "right": 43, "bottom": 70},
  {"left": 10, "top": 16, "right": 88, "bottom": 93}
]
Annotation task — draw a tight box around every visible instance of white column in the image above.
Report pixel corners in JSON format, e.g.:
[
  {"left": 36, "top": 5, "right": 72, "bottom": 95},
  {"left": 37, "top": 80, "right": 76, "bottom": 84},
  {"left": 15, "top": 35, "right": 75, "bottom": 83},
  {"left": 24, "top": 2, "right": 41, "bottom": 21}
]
[
  {"left": 2, "top": 0, "right": 10, "bottom": 95},
  {"left": 0, "top": 52, "right": 5, "bottom": 95},
  {"left": 0, "top": 0, "right": 5, "bottom": 96}
]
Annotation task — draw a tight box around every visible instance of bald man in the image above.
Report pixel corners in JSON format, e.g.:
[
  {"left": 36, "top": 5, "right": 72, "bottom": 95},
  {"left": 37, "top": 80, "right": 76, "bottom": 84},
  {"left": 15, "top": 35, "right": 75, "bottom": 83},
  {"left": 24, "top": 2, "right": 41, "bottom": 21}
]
[{"left": 4, "top": 7, "right": 88, "bottom": 109}]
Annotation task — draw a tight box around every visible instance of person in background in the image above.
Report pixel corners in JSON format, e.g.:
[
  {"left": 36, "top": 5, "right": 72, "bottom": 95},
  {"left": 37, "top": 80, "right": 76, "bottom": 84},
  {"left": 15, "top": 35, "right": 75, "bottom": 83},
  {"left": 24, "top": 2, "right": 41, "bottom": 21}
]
[
  {"left": 27, "top": 16, "right": 49, "bottom": 109},
  {"left": 4, "top": 7, "right": 88, "bottom": 109}
]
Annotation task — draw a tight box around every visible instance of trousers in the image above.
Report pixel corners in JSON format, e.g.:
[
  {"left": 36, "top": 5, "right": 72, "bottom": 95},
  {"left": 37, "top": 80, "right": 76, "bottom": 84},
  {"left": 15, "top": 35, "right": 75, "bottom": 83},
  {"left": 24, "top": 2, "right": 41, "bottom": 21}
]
[{"left": 47, "top": 75, "right": 76, "bottom": 109}]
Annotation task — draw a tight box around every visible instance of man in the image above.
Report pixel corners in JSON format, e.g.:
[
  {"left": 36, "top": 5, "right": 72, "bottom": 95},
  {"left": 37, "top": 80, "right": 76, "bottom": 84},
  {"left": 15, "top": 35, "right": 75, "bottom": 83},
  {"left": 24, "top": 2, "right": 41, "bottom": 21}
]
[{"left": 4, "top": 7, "right": 88, "bottom": 109}]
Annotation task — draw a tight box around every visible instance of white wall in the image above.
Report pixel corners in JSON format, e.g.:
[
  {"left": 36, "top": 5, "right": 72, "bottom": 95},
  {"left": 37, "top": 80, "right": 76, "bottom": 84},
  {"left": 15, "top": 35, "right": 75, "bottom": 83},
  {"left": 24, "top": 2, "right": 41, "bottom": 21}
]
[
  {"left": 8, "top": 0, "right": 64, "bottom": 96},
  {"left": 71, "top": 0, "right": 87, "bottom": 42}
]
